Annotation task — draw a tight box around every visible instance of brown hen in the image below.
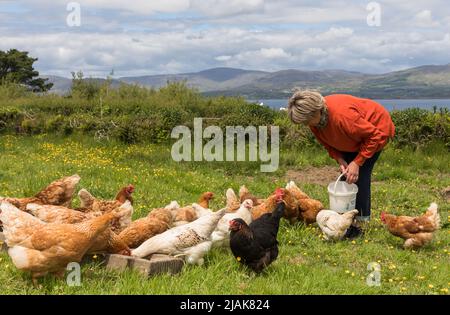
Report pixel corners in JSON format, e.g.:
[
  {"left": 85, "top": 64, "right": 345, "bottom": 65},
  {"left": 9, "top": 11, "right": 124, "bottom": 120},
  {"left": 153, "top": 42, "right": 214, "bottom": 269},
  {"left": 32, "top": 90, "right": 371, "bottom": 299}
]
[
  {"left": 381, "top": 203, "right": 440, "bottom": 248},
  {"left": 285, "top": 181, "right": 323, "bottom": 224},
  {"left": 0, "top": 174, "right": 81, "bottom": 211},
  {"left": 3, "top": 205, "right": 128, "bottom": 285},
  {"left": 251, "top": 188, "right": 299, "bottom": 224},
  {"left": 119, "top": 208, "right": 173, "bottom": 248}
]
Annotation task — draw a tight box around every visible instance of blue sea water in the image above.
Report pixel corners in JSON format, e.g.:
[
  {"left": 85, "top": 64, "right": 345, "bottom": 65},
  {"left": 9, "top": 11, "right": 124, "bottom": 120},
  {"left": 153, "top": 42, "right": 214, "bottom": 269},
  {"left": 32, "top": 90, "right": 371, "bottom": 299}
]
[{"left": 251, "top": 99, "right": 450, "bottom": 111}]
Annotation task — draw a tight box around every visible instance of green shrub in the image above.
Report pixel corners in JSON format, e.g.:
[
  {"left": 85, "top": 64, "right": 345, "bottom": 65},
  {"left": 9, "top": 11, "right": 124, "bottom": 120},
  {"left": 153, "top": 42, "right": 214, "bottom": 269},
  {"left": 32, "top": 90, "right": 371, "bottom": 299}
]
[
  {"left": 0, "top": 81, "right": 30, "bottom": 99},
  {"left": 390, "top": 108, "right": 450, "bottom": 149},
  {"left": 0, "top": 82, "right": 448, "bottom": 148}
]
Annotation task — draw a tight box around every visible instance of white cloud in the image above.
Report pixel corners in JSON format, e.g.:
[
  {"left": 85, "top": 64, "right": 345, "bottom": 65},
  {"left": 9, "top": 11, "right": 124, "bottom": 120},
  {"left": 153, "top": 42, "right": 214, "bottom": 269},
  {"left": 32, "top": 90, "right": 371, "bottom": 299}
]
[
  {"left": 316, "top": 27, "right": 354, "bottom": 41},
  {"left": 215, "top": 55, "right": 232, "bottom": 61},
  {"left": 2, "top": 0, "right": 450, "bottom": 76},
  {"left": 3, "top": 25, "right": 450, "bottom": 77},
  {"left": 303, "top": 48, "right": 328, "bottom": 58},
  {"left": 414, "top": 10, "right": 440, "bottom": 27},
  {"left": 258, "top": 48, "right": 291, "bottom": 59},
  {"left": 70, "top": 0, "right": 191, "bottom": 15},
  {"left": 191, "top": 0, "right": 265, "bottom": 17}
]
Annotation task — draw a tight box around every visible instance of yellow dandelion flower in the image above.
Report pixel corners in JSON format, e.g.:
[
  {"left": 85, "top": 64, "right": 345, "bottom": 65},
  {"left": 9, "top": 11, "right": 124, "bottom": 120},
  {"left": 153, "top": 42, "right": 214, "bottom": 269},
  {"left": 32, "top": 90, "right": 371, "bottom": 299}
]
[
  {"left": 388, "top": 279, "right": 393, "bottom": 283},
  {"left": 345, "top": 270, "right": 350, "bottom": 274},
  {"left": 432, "top": 266, "right": 437, "bottom": 270},
  {"left": 364, "top": 240, "right": 369, "bottom": 243},
  {"left": 351, "top": 240, "right": 356, "bottom": 245},
  {"left": 351, "top": 272, "right": 355, "bottom": 277},
  {"left": 440, "top": 288, "right": 448, "bottom": 293},
  {"left": 237, "top": 257, "right": 241, "bottom": 262},
  {"left": 428, "top": 284, "right": 434, "bottom": 289}
]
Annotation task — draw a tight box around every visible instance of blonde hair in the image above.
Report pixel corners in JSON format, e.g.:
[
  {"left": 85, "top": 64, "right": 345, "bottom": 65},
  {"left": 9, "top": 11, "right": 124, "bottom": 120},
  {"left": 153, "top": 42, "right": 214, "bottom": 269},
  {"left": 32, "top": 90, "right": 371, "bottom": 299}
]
[{"left": 287, "top": 89, "right": 325, "bottom": 124}]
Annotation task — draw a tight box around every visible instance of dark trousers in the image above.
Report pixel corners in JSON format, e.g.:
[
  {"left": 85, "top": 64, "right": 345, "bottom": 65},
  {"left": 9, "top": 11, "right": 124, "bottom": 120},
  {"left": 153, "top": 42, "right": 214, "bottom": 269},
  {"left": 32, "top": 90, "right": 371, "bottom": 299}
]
[{"left": 341, "top": 151, "right": 381, "bottom": 221}]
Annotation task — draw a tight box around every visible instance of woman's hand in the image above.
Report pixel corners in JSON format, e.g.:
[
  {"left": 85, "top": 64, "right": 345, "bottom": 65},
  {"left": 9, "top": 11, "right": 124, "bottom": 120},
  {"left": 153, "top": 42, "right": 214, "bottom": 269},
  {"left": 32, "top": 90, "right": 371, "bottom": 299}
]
[
  {"left": 337, "top": 157, "right": 348, "bottom": 174},
  {"left": 346, "top": 161, "right": 359, "bottom": 184}
]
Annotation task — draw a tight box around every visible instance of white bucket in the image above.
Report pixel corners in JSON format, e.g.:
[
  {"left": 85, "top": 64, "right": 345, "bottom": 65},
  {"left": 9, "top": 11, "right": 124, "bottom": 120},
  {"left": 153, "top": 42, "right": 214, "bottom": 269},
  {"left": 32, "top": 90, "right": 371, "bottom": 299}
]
[{"left": 327, "top": 173, "right": 358, "bottom": 213}]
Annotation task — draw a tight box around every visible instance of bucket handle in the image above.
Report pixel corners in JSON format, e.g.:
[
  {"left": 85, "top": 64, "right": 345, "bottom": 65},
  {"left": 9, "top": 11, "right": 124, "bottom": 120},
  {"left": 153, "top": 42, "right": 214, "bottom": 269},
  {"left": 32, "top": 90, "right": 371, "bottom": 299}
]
[{"left": 333, "top": 173, "right": 346, "bottom": 194}]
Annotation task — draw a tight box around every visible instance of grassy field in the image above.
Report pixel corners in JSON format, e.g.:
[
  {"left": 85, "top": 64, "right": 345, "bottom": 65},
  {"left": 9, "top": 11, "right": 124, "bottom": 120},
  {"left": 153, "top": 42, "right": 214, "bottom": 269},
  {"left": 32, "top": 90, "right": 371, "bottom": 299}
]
[{"left": 0, "top": 134, "right": 448, "bottom": 295}]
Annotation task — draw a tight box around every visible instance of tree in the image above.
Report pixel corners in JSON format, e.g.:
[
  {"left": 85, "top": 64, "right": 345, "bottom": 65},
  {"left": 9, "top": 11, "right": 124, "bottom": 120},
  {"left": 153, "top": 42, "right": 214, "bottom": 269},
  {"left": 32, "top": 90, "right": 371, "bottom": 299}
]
[{"left": 0, "top": 49, "right": 53, "bottom": 92}]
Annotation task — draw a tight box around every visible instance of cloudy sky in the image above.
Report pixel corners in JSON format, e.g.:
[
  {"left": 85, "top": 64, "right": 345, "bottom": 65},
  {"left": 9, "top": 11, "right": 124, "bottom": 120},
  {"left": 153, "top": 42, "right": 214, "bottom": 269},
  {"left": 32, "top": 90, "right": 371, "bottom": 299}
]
[{"left": 1, "top": 0, "right": 449, "bottom": 77}]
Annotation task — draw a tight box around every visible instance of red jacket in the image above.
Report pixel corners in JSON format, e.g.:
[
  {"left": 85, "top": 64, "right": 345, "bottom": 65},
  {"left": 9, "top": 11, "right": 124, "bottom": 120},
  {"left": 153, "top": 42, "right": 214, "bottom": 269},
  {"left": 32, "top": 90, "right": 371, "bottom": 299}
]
[{"left": 310, "top": 94, "right": 395, "bottom": 166}]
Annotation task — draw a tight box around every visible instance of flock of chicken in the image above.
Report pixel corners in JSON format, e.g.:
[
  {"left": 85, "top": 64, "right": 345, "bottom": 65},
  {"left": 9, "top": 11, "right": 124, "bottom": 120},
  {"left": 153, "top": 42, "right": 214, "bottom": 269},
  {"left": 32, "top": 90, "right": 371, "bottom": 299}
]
[{"left": 0, "top": 174, "right": 441, "bottom": 285}]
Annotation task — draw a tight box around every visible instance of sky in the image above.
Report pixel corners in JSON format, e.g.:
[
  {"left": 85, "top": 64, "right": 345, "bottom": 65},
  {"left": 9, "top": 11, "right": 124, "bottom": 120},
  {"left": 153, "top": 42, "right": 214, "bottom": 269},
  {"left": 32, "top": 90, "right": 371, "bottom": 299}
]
[{"left": 0, "top": 0, "right": 449, "bottom": 77}]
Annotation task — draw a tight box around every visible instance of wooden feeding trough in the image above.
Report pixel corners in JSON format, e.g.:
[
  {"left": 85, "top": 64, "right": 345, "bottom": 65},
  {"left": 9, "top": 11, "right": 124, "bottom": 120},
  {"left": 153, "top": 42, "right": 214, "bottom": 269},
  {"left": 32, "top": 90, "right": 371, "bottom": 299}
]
[{"left": 105, "top": 254, "right": 184, "bottom": 277}]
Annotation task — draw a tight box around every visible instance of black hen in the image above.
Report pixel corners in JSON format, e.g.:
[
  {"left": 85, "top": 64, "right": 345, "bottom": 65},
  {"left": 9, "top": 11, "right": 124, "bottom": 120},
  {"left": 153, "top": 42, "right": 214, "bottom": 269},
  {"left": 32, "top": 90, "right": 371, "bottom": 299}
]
[{"left": 229, "top": 200, "right": 285, "bottom": 273}]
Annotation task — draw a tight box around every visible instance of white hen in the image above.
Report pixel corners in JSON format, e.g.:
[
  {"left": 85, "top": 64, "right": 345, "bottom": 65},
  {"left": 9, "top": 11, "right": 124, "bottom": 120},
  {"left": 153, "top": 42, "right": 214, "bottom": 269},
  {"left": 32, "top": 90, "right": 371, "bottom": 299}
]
[
  {"left": 316, "top": 209, "right": 359, "bottom": 241},
  {"left": 211, "top": 199, "right": 253, "bottom": 247},
  {"left": 131, "top": 209, "right": 226, "bottom": 265}
]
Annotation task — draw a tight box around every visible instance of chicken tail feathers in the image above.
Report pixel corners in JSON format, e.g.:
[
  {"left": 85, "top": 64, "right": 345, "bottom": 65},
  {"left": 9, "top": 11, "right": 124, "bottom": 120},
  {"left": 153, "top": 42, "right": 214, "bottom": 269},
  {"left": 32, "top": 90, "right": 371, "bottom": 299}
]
[
  {"left": 8, "top": 246, "right": 32, "bottom": 270},
  {"left": 78, "top": 189, "right": 95, "bottom": 208},
  {"left": 131, "top": 236, "right": 164, "bottom": 258},
  {"left": 426, "top": 202, "right": 440, "bottom": 229},
  {"left": 226, "top": 188, "right": 238, "bottom": 204},
  {"left": 164, "top": 201, "right": 180, "bottom": 210},
  {"left": 239, "top": 185, "right": 249, "bottom": 198}
]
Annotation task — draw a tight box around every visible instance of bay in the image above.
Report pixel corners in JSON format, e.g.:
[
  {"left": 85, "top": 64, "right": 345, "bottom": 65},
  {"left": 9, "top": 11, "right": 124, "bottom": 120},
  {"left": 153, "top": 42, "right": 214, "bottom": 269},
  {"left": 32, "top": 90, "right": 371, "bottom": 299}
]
[{"left": 250, "top": 99, "right": 450, "bottom": 111}]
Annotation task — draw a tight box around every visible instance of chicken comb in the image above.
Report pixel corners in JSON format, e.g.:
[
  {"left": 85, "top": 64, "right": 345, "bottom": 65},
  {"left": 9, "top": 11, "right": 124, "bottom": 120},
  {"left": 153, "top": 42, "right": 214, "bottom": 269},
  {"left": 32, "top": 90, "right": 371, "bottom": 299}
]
[{"left": 275, "top": 188, "right": 284, "bottom": 200}]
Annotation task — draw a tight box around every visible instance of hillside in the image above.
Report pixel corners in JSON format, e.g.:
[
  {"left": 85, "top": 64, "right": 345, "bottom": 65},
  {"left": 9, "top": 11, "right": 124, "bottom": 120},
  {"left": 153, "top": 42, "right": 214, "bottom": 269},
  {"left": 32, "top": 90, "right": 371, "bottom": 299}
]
[{"left": 45, "top": 64, "right": 450, "bottom": 99}]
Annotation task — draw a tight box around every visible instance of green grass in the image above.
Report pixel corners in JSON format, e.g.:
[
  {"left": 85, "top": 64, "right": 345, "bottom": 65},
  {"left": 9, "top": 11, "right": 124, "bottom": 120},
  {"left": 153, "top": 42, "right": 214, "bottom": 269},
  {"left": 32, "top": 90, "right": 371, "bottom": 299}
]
[{"left": 0, "top": 134, "right": 449, "bottom": 295}]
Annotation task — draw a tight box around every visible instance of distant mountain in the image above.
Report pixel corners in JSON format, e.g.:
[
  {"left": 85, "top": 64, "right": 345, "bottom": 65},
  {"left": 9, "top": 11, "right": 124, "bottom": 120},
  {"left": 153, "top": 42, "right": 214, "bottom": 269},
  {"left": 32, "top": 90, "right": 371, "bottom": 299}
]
[
  {"left": 44, "top": 64, "right": 450, "bottom": 99},
  {"left": 349, "top": 64, "right": 450, "bottom": 99},
  {"left": 44, "top": 75, "right": 72, "bottom": 94},
  {"left": 120, "top": 67, "right": 268, "bottom": 92}
]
